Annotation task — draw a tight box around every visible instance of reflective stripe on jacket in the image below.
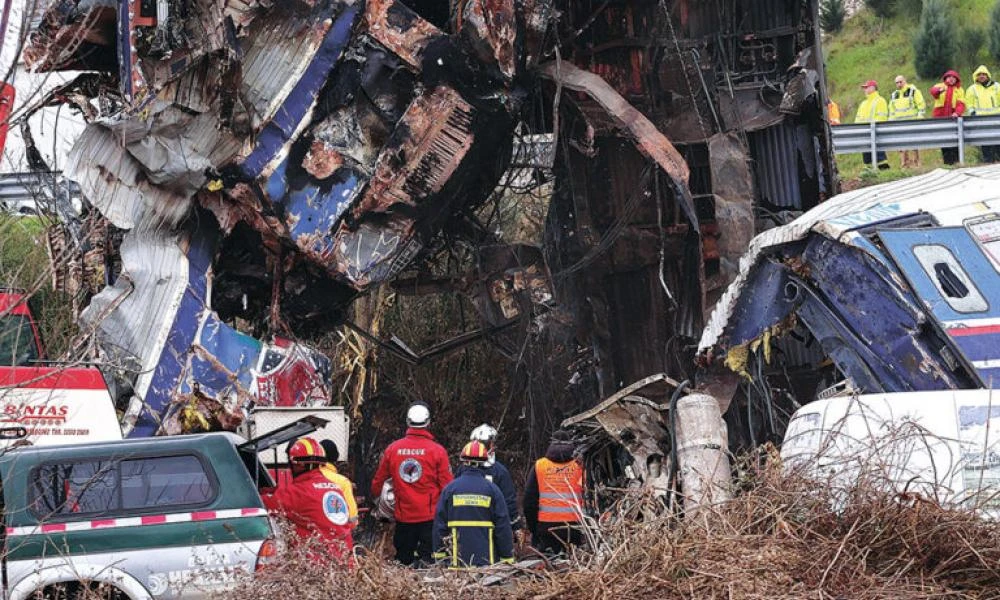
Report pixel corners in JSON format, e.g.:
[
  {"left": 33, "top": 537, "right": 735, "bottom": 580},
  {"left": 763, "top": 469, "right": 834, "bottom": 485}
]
[
  {"left": 888, "top": 84, "right": 925, "bottom": 120},
  {"left": 855, "top": 92, "right": 888, "bottom": 123},
  {"left": 535, "top": 457, "right": 584, "bottom": 523}
]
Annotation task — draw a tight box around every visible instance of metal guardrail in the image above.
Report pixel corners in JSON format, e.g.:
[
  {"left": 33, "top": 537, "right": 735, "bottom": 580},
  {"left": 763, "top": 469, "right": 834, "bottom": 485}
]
[
  {"left": 0, "top": 171, "right": 80, "bottom": 214},
  {"left": 832, "top": 115, "right": 1000, "bottom": 166}
]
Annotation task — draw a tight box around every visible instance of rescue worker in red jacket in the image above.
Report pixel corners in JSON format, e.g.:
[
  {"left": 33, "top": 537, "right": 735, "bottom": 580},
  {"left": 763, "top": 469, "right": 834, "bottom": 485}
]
[
  {"left": 432, "top": 441, "right": 515, "bottom": 568},
  {"left": 523, "top": 429, "right": 586, "bottom": 554},
  {"left": 261, "top": 437, "right": 354, "bottom": 562},
  {"left": 929, "top": 70, "right": 966, "bottom": 165},
  {"left": 371, "top": 402, "right": 453, "bottom": 566}
]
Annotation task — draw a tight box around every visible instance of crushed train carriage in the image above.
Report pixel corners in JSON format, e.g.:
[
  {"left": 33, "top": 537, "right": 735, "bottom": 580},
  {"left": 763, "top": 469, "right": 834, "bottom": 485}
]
[{"left": 696, "top": 165, "right": 1000, "bottom": 512}]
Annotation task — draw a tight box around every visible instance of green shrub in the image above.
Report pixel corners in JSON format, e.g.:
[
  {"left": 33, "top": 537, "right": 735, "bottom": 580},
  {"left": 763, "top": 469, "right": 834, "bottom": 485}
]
[
  {"left": 914, "top": 0, "right": 957, "bottom": 80},
  {"left": 821, "top": 0, "right": 847, "bottom": 33}
]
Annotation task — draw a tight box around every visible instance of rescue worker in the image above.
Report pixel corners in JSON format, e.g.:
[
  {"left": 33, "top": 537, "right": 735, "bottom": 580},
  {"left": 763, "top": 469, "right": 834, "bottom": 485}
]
[
  {"left": 319, "top": 439, "right": 358, "bottom": 528},
  {"left": 854, "top": 79, "right": 890, "bottom": 169},
  {"left": 965, "top": 65, "right": 1000, "bottom": 163},
  {"left": 888, "top": 75, "right": 926, "bottom": 167},
  {"left": 523, "top": 429, "right": 586, "bottom": 554},
  {"left": 461, "top": 424, "right": 522, "bottom": 537},
  {"left": 929, "top": 70, "right": 966, "bottom": 165},
  {"left": 432, "top": 441, "right": 515, "bottom": 568},
  {"left": 261, "top": 437, "right": 353, "bottom": 562},
  {"left": 371, "top": 402, "right": 453, "bottom": 566}
]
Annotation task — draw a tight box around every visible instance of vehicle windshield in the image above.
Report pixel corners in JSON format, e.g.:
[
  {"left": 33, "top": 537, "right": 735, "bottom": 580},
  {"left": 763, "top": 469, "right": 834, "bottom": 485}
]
[{"left": 0, "top": 314, "right": 40, "bottom": 366}]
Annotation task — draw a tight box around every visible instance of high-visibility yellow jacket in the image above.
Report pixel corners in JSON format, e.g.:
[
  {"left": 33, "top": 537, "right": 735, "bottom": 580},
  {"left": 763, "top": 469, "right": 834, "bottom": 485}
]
[
  {"left": 855, "top": 91, "right": 888, "bottom": 123},
  {"left": 888, "top": 84, "right": 926, "bottom": 120},
  {"left": 965, "top": 65, "right": 1000, "bottom": 116}
]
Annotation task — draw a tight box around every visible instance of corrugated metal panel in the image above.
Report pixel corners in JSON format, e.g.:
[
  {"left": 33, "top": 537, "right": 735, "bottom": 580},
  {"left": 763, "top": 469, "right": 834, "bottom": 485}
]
[
  {"left": 240, "top": 15, "right": 330, "bottom": 129},
  {"left": 66, "top": 126, "right": 191, "bottom": 230},
  {"left": 750, "top": 121, "right": 801, "bottom": 208}
]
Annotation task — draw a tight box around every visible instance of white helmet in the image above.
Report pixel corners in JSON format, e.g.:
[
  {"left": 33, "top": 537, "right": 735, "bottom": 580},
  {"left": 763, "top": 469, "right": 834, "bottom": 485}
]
[
  {"left": 470, "top": 424, "right": 498, "bottom": 466},
  {"left": 406, "top": 403, "right": 430, "bottom": 428},
  {"left": 470, "top": 424, "right": 498, "bottom": 443}
]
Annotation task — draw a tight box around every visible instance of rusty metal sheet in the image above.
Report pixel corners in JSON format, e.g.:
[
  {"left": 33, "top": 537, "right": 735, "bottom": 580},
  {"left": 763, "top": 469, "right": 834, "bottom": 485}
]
[
  {"left": 365, "top": 0, "right": 445, "bottom": 68},
  {"left": 355, "top": 86, "right": 475, "bottom": 214},
  {"left": 540, "top": 61, "right": 690, "bottom": 187},
  {"left": 458, "top": 0, "right": 517, "bottom": 80}
]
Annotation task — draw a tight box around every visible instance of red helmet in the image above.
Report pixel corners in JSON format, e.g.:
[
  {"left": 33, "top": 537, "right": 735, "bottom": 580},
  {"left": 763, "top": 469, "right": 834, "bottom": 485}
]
[
  {"left": 288, "top": 437, "right": 325, "bottom": 463},
  {"left": 460, "top": 441, "right": 490, "bottom": 463}
]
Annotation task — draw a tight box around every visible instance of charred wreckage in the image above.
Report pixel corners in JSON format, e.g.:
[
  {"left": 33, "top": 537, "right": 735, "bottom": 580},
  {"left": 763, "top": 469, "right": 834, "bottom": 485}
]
[{"left": 13, "top": 0, "right": 932, "bottom": 510}]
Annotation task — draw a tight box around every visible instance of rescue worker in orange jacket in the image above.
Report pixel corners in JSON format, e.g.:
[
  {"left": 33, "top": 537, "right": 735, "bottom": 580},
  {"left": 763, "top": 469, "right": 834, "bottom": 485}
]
[
  {"left": 929, "top": 70, "right": 966, "bottom": 165},
  {"left": 320, "top": 439, "right": 358, "bottom": 528},
  {"left": 432, "top": 441, "right": 515, "bottom": 568},
  {"left": 522, "top": 429, "right": 586, "bottom": 554},
  {"left": 261, "top": 437, "right": 354, "bottom": 562},
  {"left": 371, "top": 402, "right": 454, "bottom": 566}
]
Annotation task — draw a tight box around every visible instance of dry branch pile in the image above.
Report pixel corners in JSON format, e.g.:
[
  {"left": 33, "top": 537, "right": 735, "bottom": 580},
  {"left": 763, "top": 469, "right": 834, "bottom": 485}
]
[{"left": 221, "top": 458, "right": 1000, "bottom": 600}]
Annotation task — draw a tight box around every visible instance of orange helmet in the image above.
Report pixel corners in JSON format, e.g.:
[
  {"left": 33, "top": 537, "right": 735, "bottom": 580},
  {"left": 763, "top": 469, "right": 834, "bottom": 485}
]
[
  {"left": 288, "top": 437, "right": 325, "bottom": 463},
  {"left": 460, "top": 440, "right": 490, "bottom": 463}
]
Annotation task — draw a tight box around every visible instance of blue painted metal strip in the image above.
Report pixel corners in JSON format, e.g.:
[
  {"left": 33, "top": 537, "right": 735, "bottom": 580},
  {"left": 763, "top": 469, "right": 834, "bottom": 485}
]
[
  {"left": 237, "top": 6, "right": 359, "bottom": 179},
  {"left": 117, "top": 1, "right": 133, "bottom": 100}
]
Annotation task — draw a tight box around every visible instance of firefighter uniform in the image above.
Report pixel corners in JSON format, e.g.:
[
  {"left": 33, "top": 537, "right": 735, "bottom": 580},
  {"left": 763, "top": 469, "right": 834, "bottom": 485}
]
[
  {"left": 261, "top": 466, "right": 354, "bottom": 561},
  {"left": 432, "top": 468, "right": 514, "bottom": 567}
]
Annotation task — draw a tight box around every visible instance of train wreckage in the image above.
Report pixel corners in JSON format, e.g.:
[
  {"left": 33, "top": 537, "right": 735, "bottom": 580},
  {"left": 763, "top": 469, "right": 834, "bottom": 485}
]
[{"left": 16, "top": 0, "right": 996, "bottom": 510}]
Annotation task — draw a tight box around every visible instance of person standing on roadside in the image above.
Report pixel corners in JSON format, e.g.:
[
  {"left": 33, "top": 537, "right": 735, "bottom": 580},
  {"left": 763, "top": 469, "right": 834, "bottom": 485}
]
[
  {"left": 888, "top": 75, "right": 926, "bottom": 168},
  {"left": 965, "top": 65, "right": 1000, "bottom": 163},
  {"left": 855, "top": 79, "right": 890, "bottom": 169},
  {"left": 929, "top": 70, "right": 966, "bottom": 165},
  {"left": 371, "top": 402, "right": 453, "bottom": 566}
]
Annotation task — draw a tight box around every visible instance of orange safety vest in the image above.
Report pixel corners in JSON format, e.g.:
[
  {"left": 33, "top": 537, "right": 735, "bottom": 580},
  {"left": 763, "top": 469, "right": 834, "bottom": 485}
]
[{"left": 535, "top": 458, "right": 584, "bottom": 523}]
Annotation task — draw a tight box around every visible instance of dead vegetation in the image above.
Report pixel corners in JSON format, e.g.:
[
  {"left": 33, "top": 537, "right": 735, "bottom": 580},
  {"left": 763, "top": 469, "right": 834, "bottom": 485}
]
[{"left": 219, "top": 456, "right": 1000, "bottom": 600}]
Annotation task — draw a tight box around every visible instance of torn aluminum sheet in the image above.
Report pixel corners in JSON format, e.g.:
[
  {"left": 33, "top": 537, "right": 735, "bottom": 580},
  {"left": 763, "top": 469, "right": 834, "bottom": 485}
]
[
  {"left": 563, "top": 373, "right": 681, "bottom": 500},
  {"left": 80, "top": 217, "right": 332, "bottom": 438},
  {"left": 697, "top": 165, "right": 1000, "bottom": 422}
]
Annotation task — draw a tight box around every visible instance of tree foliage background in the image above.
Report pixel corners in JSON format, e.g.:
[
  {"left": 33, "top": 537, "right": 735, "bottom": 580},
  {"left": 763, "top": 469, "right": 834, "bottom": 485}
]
[
  {"left": 821, "top": 0, "right": 847, "bottom": 33},
  {"left": 914, "top": 0, "right": 958, "bottom": 80}
]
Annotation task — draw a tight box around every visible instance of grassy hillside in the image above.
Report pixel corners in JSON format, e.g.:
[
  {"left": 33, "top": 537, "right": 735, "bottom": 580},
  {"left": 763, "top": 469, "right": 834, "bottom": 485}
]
[{"left": 826, "top": 0, "right": 997, "bottom": 180}]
